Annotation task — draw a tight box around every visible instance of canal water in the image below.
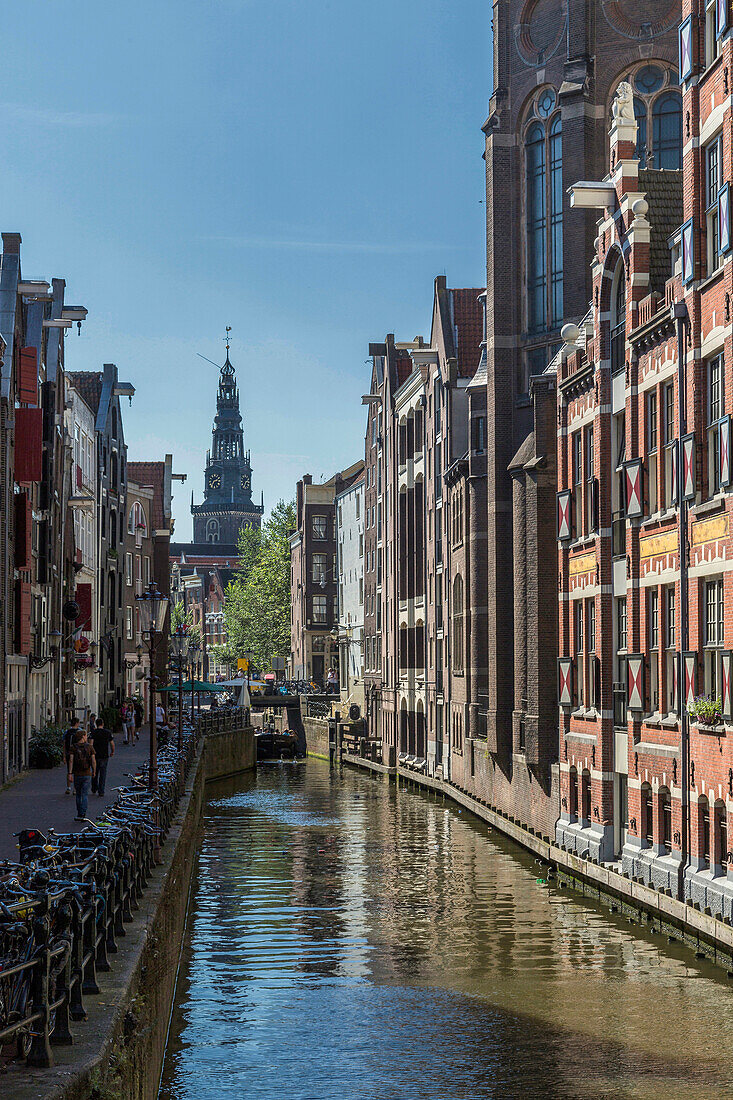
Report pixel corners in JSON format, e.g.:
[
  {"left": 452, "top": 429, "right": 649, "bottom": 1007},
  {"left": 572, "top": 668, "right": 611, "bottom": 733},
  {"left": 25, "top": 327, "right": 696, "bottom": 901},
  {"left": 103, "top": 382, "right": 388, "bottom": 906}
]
[{"left": 159, "top": 761, "right": 733, "bottom": 1099}]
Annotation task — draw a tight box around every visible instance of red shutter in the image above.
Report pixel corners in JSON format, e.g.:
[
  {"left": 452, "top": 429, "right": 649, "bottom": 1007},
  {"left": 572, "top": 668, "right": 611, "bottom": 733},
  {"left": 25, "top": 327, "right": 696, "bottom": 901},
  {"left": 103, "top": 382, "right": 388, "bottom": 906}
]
[
  {"left": 15, "top": 408, "right": 43, "bottom": 483},
  {"left": 75, "top": 582, "right": 92, "bottom": 632},
  {"left": 14, "top": 580, "right": 31, "bottom": 655},
  {"left": 17, "top": 347, "right": 38, "bottom": 405},
  {"left": 14, "top": 492, "right": 31, "bottom": 569},
  {"left": 76, "top": 463, "right": 83, "bottom": 489}
]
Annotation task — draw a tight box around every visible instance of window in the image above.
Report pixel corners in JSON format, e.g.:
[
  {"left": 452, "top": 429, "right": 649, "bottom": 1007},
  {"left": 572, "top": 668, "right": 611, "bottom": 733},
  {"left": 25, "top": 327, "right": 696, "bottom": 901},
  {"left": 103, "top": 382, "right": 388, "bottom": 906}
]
[
  {"left": 312, "top": 595, "right": 327, "bottom": 623},
  {"left": 452, "top": 575, "right": 464, "bottom": 673},
  {"left": 575, "top": 601, "right": 584, "bottom": 706},
  {"left": 649, "top": 588, "right": 659, "bottom": 712},
  {"left": 706, "top": 134, "right": 723, "bottom": 275},
  {"left": 205, "top": 518, "right": 220, "bottom": 543},
  {"left": 705, "top": 0, "right": 721, "bottom": 67},
  {"left": 525, "top": 106, "right": 562, "bottom": 334},
  {"left": 647, "top": 391, "right": 658, "bottom": 514},
  {"left": 585, "top": 426, "right": 595, "bottom": 531},
  {"left": 704, "top": 577, "right": 724, "bottom": 697},
  {"left": 126, "top": 606, "right": 133, "bottom": 641},
  {"left": 610, "top": 263, "right": 626, "bottom": 374},
  {"left": 642, "top": 783, "right": 654, "bottom": 846},
  {"left": 312, "top": 515, "right": 327, "bottom": 540},
  {"left": 716, "top": 801, "right": 728, "bottom": 869},
  {"left": 663, "top": 381, "right": 676, "bottom": 507},
  {"left": 569, "top": 767, "right": 578, "bottom": 820},
  {"left": 707, "top": 353, "right": 725, "bottom": 496},
  {"left": 581, "top": 770, "right": 591, "bottom": 823},
  {"left": 700, "top": 797, "right": 711, "bottom": 869},
  {"left": 572, "top": 432, "right": 582, "bottom": 537},
  {"left": 660, "top": 787, "right": 672, "bottom": 853},
  {"left": 624, "top": 66, "right": 681, "bottom": 170},
  {"left": 312, "top": 552, "right": 327, "bottom": 584},
  {"left": 666, "top": 585, "right": 677, "bottom": 713},
  {"left": 617, "top": 597, "right": 628, "bottom": 652},
  {"left": 126, "top": 552, "right": 133, "bottom": 587},
  {"left": 128, "top": 500, "right": 147, "bottom": 537},
  {"left": 652, "top": 93, "right": 683, "bottom": 170}
]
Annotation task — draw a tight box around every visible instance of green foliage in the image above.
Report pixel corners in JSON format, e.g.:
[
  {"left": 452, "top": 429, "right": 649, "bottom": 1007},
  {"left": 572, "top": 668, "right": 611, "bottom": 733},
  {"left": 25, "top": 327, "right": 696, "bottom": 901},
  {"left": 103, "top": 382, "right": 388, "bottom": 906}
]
[
  {"left": 688, "top": 695, "right": 722, "bottom": 725},
  {"left": 223, "top": 499, "right": 296, "bottom": 670},
  {"left": 28, "top": 725, "right": 64, "bottom": 769},
  {"left": 170, "top": 600, "right": 202, "bottom": 648},
  {"left": 101, "top": 705, "right": 122, "bottom": 732}
]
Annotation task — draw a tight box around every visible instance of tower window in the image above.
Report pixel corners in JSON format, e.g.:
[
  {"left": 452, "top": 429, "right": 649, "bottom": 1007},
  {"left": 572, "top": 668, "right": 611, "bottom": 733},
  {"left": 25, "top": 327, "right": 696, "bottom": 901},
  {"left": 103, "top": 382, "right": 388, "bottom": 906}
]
[
  {"left": 524, "top": 97, "right": 563, "bottom": 336},
  {"left": 206, "top": 518, "right": 221, "bottom": 543},
  {"left": 618, "top": 66, "right": 681, "bottom": 170}
]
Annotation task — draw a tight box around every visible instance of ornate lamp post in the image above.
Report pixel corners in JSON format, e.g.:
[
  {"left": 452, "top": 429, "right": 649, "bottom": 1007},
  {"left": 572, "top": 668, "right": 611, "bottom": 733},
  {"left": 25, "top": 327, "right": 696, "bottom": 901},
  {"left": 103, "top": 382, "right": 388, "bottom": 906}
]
[
  {"left": 135, "top": 583, "right": 169, "bottom": 792},
  {"left": 170, "top": 625, "right": 191, "bottom": 752}
]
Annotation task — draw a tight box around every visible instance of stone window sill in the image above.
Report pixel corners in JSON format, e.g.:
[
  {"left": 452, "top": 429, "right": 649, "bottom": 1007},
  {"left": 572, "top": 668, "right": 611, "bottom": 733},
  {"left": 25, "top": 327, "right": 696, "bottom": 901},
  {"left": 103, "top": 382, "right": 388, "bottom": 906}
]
[
  {"left": 690, "top": 494, "right": 726, "bottom": 518},
  {"left": 691, "top": 721, "right": 726, "bottom": 735}
]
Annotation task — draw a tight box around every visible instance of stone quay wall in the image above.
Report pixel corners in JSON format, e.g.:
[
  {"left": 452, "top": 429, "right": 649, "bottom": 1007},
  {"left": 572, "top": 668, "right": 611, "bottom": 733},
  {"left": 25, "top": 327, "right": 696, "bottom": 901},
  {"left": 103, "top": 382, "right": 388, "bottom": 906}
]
[{"left": 9, "top": 724, "right": 255, "bottom": 1100}]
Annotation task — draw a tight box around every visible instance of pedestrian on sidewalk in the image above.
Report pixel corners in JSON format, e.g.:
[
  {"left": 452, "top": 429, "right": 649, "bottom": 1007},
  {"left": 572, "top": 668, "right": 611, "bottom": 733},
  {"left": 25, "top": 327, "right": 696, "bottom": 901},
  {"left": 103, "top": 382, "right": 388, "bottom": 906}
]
[
  {"left": 134, "top": 699, "right": 143, "bottom": 743},
  {"left": 120, "top": 701, "right": 131, "bottom": 745},
  {"left": 63, "top": 717, "right": 80, "bottom": 796},
  {"left": 90, "top": 719, "right": 115, "bottom": 797},
  {"left": 69, "top": 729, "right": 96, "bottom": 821}
]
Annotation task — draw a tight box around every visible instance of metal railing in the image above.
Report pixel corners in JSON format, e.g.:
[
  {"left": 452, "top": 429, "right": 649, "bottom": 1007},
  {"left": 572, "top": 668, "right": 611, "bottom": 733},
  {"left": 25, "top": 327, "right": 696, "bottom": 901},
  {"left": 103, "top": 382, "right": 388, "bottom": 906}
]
[
  {"left": 305, "top": 698, "right": 331, "bottom": 719},
  {"left": 0, "top": 721, "right": 206, "bottom": 1069}
]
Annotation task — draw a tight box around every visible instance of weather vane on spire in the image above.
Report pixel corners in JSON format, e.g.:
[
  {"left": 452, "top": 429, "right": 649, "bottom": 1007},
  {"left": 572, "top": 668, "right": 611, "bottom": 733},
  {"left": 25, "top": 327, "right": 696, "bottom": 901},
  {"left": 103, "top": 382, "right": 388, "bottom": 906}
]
[{"left": 224, "top": 325, "right": 232, "bottom": 355}]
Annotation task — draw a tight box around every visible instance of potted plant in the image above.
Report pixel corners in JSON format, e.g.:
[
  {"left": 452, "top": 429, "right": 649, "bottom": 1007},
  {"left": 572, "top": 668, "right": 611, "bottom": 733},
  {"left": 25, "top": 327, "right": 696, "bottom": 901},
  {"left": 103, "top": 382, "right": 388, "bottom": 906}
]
[
  {"left": 687, "top": 695, "right": 723, "bottom": 728},
  {"left": 28, "top": 726, "right": 64, "bottom": 769}
]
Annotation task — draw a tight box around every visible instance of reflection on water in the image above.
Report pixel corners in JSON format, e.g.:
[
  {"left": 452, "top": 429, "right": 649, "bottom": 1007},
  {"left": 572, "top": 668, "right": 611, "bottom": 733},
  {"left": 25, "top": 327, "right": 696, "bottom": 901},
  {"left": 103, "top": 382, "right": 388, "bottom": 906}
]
[{"left": 159, "top": 762, "right": 733, "bottom": 1099}]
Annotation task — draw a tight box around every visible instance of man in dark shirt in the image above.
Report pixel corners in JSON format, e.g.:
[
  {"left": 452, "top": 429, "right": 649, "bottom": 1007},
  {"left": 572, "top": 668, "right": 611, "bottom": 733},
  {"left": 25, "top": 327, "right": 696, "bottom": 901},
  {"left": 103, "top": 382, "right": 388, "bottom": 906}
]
[{"left": 90, "top": 719, "right": 115, "bottom": 797}]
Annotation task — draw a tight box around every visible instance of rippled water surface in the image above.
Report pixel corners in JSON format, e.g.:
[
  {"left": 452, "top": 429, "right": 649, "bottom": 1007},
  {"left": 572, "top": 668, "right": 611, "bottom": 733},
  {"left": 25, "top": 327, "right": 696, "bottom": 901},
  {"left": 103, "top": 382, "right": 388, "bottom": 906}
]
[{"left": 159, "top": 761, "right": 733, "bottom": 1099}]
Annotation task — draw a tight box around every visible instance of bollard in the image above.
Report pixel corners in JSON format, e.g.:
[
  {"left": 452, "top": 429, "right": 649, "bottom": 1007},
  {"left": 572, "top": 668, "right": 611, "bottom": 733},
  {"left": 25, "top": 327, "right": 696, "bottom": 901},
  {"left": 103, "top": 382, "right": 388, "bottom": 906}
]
[
  {"left": 81, "top": 905, "right": 100, "bottom": 995},
  {"left": 50, "top": 941, "right": 74, "bottom": 1047}
]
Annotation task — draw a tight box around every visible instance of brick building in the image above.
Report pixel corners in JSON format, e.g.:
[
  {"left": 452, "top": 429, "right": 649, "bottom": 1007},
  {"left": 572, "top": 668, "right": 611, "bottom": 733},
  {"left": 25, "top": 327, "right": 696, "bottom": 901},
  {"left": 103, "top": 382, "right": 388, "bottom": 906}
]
[
  {"left": 554, "top": 35, "right": 733, "bottom": 921},
  {"left": 290, "top": 464, "right": 363, "bottom": 686}
]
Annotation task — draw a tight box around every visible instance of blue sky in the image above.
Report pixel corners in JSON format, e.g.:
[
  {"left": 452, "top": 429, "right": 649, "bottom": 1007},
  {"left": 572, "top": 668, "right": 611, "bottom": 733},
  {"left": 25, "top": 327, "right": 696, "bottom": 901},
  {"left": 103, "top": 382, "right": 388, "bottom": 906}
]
[{"left": 5, "top": 1, "right": 489, "bottom": 537}]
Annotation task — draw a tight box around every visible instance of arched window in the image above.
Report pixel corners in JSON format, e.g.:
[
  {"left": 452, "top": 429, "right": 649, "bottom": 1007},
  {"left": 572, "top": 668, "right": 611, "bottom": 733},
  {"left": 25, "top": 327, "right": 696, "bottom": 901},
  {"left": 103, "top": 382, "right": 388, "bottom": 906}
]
[
  {"left": 452, "top": 575, "right": 464, "bottom": 673},
  {"left": 205, "top": 518, "right": 220, "bottom": 543},
  {"left": 610, "top": 262, "right": 626, "bottom": 374},
  {"left": 110, "top": 453, "right": 118, "bottom": 492},
  {"left": 700, "top": 797, "right": 711, "bottom": 868},
  {"left": 653, "top": 92, "right": 682, "bottom": 169},
  {"left": 659, "top": 787, "right": 672, "bottom": 852},
  {"left": 642, "top": 782, "right": 654, "bottom": 845},
  {"left": 715, "top": 800, "right": 728, "bottom": 870},
  {"left": 569, "top": 766, "right": 578, "bottom": 819},
  {"left": 128, "top": 501, "right": 147, "bottom": 537},
  {"left": 581, "top": 769, "right": 591, "bottom": 822},
  {"left": 524, "top": 92, "right": 563, "bottom": 336},
  {"left": 613, "top": 65, "right": 681, "bottom": 170},
  {"left": 111, "top": 407, "right": 118, "bottom": 440}
]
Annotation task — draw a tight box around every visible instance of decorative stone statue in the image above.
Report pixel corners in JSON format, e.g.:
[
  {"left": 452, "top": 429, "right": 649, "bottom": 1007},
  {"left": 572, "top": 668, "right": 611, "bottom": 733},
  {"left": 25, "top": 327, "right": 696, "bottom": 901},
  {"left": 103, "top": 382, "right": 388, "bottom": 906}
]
[{"left": 612, "top": 81, "right": 635, "bottom": 123}]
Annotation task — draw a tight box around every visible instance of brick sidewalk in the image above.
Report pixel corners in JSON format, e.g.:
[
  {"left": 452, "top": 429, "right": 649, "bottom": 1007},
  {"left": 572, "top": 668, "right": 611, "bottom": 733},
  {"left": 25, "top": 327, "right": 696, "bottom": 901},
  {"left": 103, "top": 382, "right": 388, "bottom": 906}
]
[{"left": 0, "top": 729, "right": 154, "bottom": 861}]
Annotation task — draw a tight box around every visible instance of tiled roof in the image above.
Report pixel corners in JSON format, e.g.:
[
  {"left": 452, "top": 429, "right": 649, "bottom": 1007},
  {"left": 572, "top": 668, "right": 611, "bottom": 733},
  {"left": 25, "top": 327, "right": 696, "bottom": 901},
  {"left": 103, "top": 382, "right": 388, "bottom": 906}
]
[
  {"left": 451, "top": 288, "right": 484, "bottom": 378},
  {"left": 169, "top": 543, "right": 240, "bottom": 565},
  {"left": 639, "top": 169, "right": 683, "bottom": 295},
  {"left": 67, "top": 372, "right": 103, "bottom": 414},
  {"left": 128, "top": 461, "right": 166, "bottom": 529}
]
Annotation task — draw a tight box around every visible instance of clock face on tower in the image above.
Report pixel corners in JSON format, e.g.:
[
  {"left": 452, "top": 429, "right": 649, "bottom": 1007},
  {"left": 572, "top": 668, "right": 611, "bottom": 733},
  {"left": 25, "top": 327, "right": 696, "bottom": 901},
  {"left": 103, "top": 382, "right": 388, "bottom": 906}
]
[
  {"left": 209, "top": 473, "right": 221, "bottom": 489},
  {"left": 241, "top": 474, "right": 250, "bottom": 491}
]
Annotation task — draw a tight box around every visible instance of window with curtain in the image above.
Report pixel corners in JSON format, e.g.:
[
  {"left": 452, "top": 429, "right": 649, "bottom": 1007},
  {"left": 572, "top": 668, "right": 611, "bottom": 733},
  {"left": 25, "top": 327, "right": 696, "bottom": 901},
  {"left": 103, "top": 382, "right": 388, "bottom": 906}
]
[
  {"left": 525, "top": 101, "right": 563, "bottom": 335},
  {"left": 610, "top": 263, "right": 626, "bottom": 374},
  {"left": 618, "top": 66, "right": 681, "bottom": 170}
]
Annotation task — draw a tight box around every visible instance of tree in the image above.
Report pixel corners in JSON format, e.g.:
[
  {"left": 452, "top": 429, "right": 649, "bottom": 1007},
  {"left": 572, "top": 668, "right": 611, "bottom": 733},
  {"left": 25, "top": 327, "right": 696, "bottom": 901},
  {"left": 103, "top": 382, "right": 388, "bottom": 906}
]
[{"left": 222, "top": 500, "right": 295, "bottom": 670}]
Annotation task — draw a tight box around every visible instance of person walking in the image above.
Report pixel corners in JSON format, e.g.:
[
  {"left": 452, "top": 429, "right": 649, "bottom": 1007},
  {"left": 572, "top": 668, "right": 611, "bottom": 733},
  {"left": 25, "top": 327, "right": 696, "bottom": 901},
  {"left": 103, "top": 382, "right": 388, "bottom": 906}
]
[
  {"left": 327, "top": 667, "right": 338, "bottom": 696},
  {"left": 63, "top": 717, "right": 81, "bottom": 795},
  {"left": 120, "top": 701, "right": 130, "bottom": 745},
  {"left": 90, "top": 718, "right": 115, "bottom": 797},
  {"left": 133, "top": 699, "right": 143, "bottom": 743},
  {"left": 155, "top": 702, "right": 165, "bottom": 728},
  {"left": 69, "top": 729, "right": 96, "bottom": 821}
]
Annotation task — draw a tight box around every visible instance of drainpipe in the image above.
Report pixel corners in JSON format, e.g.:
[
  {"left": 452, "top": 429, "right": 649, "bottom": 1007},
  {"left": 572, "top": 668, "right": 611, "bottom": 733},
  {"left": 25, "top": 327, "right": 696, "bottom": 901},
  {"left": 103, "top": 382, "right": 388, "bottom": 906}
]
[{"left": 675, "top": 300, "right": 690, "bottom": 903}]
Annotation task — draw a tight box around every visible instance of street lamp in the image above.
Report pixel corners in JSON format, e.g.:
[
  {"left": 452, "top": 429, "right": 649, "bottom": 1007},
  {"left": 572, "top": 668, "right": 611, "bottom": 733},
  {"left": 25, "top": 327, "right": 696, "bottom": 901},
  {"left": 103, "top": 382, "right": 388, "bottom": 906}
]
[
  {"left": 188, "top": 637, "right": 201, "bottom": 722},
  {"left": 135, "top": 582, "right": 169, "bottom": 794},
  {"left": 170, "top": 625, "right": 191, "bottom": 752}
]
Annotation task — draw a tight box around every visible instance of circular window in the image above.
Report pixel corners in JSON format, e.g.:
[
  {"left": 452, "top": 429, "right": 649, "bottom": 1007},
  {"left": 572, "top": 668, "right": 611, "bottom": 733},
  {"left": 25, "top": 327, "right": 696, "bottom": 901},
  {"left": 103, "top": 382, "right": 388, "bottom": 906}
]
[
  {"left": 634, "top": 65, "right": 664, "bottom": 94},
  {"left": 537, "top": 88, "right": 557, "bottom": 118}
]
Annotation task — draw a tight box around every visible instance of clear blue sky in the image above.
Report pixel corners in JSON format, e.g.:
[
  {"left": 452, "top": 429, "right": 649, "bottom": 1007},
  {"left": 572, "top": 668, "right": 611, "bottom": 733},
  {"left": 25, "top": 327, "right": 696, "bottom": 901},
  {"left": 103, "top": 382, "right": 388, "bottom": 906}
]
[{"left": 5, "top": 1, "right": 489, "bottom": 538}]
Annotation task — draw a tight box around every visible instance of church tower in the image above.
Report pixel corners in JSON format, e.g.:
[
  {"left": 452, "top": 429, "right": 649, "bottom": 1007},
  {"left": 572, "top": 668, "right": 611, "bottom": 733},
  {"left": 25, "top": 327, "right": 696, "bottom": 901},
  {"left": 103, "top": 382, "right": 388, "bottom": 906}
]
[{"left": 191, "top": 343, "right": 264, "bottom": 545}]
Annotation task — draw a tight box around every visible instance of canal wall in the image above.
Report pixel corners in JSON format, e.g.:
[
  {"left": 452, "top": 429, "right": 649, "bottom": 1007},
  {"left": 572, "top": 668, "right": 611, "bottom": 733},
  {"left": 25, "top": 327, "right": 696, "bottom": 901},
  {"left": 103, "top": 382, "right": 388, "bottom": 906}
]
[
  {"left": 304, "top": 716, "right": 331, "bottom": 759},
  {"left": 8, "top": 724, "right": 255, "bottom": 1100},
  {"left": 342, "top": 753, "right": 733, "bottom": 972}
]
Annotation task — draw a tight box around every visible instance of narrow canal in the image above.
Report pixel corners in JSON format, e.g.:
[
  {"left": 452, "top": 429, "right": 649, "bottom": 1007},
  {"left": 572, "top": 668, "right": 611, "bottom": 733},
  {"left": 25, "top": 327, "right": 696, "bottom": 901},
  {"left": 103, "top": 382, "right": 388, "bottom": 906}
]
[{"left": 159, "top": 761, "right": 733, "bottom": 1099}]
